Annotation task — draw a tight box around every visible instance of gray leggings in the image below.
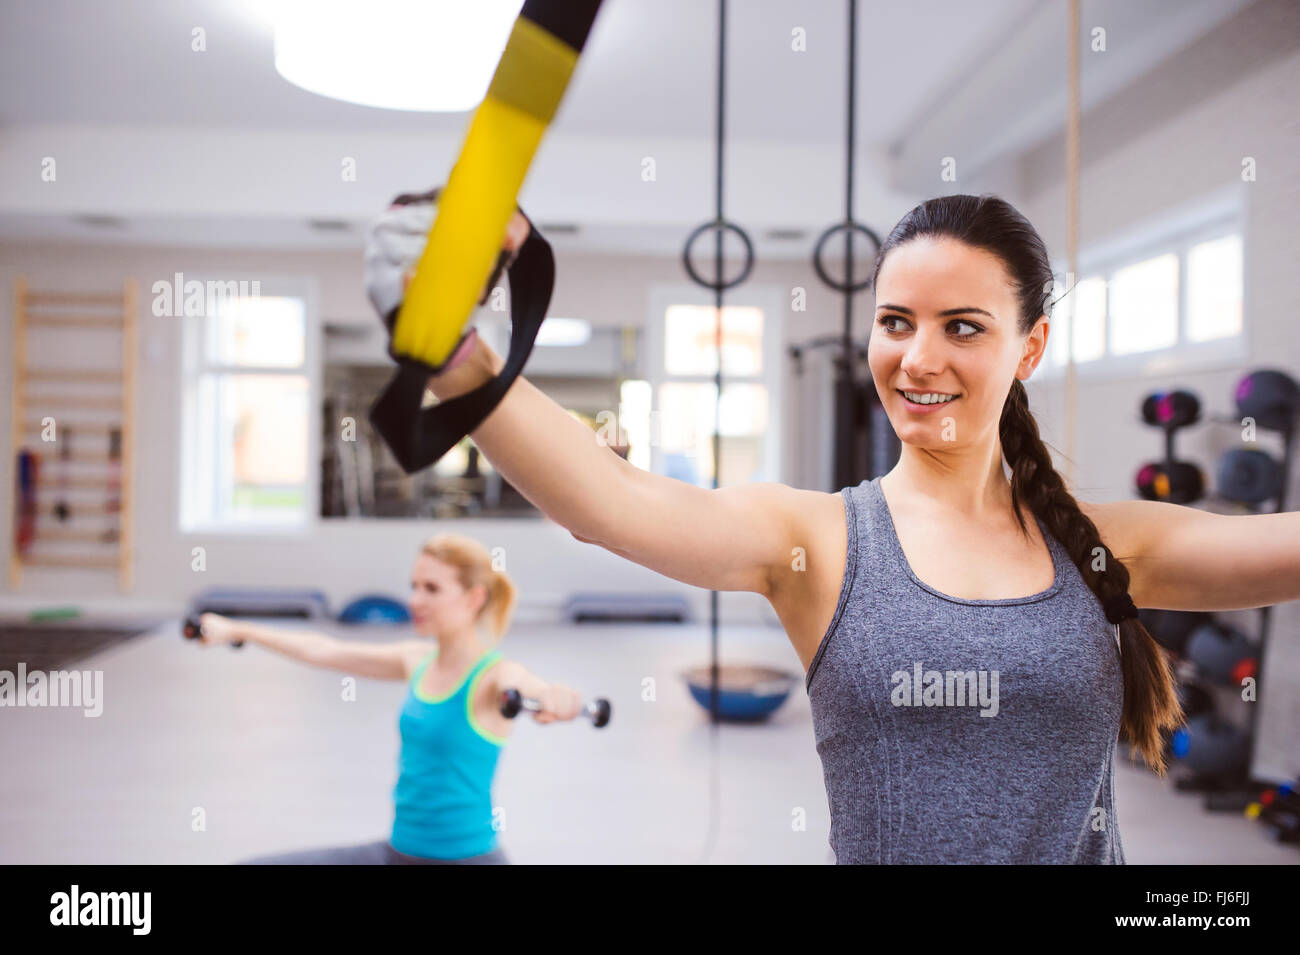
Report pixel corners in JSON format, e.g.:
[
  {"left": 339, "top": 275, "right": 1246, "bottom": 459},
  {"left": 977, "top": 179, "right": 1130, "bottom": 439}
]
[{"left": 240, "top": 840, "right": 508, "bottom": 865}]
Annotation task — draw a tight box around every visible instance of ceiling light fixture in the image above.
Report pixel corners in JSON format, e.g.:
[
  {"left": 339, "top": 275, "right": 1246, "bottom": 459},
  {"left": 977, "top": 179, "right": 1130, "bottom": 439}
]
[{"left": 271, "top": 0, "right": 524, "bottom": 112}]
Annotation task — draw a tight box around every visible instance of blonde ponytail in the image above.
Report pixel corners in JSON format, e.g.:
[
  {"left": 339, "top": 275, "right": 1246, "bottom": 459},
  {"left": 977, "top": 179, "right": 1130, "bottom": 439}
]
[{"left": 486, "top": 571, "right": 518, "bottom": 643}]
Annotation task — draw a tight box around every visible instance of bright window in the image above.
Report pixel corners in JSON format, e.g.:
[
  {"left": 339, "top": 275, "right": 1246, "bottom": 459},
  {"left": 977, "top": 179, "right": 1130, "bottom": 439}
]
[
  {"left": 618, "top": 378, "right": 652, "bottom": 471},
  {"left": 1051, "top": 275, "right": 1107, "bottom": 367},
  {"left": 1074, "top": 275, "right": 1107, "bottom": 361},
  {"left": 1186, "top": 234, "right": 1243, "bottom": 342},
  {"left": 181, "top": 292, "right": 312, "bottom": 530},
  {"left": 664, "top": 304, "right": 764, "bottom": 376},
  {"left": 645, "top": 297, "right": 780, "bottom": 488},
  {"left": 1039, "top": 194, "right": 1244, "bottom": 378},
  {"left": 1110, "top": 253, "right": 1179, "bottom": 355},
  {"left": 658, "top": 381, "right": 769, "bottom": 487}
]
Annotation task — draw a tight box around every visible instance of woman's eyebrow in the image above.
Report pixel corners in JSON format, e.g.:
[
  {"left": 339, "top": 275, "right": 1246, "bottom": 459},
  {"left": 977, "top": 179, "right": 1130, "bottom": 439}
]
[{"left": 876, "top": 303, "right": 996, "bottom": 319}]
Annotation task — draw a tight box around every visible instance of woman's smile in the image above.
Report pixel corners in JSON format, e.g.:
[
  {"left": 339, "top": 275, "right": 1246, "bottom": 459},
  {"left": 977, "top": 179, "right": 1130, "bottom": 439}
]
[{"left": 897, "top": 389, "right": 961, "bottom": 413}]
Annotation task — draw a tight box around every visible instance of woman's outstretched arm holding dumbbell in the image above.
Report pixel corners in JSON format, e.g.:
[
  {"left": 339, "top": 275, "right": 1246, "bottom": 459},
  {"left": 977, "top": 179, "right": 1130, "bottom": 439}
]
[
  {"left": 190, "top": 612, "right": 428, "bottom": 681},
  {"left": 485, "top": 659, "right": 584, "bottom": 725}
]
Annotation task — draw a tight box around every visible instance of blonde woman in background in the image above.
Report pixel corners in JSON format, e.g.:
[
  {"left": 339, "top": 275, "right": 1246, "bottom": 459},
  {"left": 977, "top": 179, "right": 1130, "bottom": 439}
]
[{"left": 192, "top": 533, "right": 583, "bottom": 865}]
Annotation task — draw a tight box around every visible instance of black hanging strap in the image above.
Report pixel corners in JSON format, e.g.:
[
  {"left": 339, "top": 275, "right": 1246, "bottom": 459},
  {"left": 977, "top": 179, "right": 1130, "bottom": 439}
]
[{"left": 368, "top": 229, "right": 555, "bottom": 474}]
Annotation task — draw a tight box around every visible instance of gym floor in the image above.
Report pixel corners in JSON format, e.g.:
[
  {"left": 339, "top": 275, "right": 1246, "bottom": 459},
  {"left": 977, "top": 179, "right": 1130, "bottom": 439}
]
[{"left": 0, "top": 618, "right": 1291, "bottom": 865}]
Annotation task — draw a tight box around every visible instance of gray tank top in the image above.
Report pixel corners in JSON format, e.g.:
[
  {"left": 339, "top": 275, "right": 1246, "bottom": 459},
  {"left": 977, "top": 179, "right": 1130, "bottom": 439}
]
[{"left": 805, "top": 476, "right": 1125, "bottom": 864}]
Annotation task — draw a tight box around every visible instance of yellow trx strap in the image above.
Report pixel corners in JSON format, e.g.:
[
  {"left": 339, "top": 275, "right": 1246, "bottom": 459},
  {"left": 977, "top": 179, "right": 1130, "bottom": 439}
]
[{"left": 369, "top": 0, "right": 604, "bottom": 474}]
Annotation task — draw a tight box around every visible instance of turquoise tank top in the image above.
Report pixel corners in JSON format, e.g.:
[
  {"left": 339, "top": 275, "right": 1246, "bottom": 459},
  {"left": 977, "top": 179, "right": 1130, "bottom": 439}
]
[{"left": 390, "top": 647, "right": 506, "bottom": 859}]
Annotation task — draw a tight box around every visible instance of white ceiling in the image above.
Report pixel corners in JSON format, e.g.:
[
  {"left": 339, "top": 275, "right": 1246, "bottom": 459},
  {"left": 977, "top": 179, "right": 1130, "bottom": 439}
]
[
  {"left": 0, "top": 0, "right": 1257, "bottom": 256},
  {"left": 1, "top": 0, "right": 1031, "bottom": 140}
]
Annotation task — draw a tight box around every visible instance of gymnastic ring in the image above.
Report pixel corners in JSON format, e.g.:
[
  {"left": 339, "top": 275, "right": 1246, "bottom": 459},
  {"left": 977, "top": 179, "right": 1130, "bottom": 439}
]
[
  {"left": 812, "top": 219, "right": 882, "bottom": 293},
  {"left": 682, "top": 217, "right": 755, "bottom": 292}
]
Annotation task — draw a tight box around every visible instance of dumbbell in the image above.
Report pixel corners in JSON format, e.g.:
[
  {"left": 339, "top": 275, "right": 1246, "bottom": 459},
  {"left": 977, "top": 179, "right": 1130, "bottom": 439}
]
[
  {"left": 1137, "top": 608, "right": 1211, "bottom": 655},
  {"left": 1175, "top": 678, "right": 1215, "bottom": 721},
  {"left": 1217, "top": 448, "right": 1283, "bottom": 505},
  {"left": 1141, "top": 390, "right": 1201, "bottom": 430},
  {"left": 1261, "top": 807, "right": 1300, "bottom": 843},
  {"left": 1256, "top": 782, "right": 1300, "bottom": 814},
  {"left": 1248, "top": 782, "right": 1300, "bottom": 842},
  {"left": 1169, "top": 714, "right": 1250, "bottom": 776},
  {"left": 182, "top": 615, "right": 244, "bottom": 649},
  {"left": 499, "top": 687, "right": 610, "bottom": 728},
  {"left": 1185, "top": 620, "right": 1256, "bottom": 686},
  {"left": 1135, "top": 460, "right": 1205, "bottom": 504},
  {"left": 1162, "top": 677, "right": 1214, "bottom": 757},
  {"left": 1235, "top": 369, "right": 1300, "bottom": 432}
]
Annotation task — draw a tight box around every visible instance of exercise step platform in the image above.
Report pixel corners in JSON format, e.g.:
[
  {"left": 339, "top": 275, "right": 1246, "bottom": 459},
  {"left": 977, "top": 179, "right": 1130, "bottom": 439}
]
[
  {"left": 187, "top": 587, "right": 330, "bottom": 621},
  {"left": 562, "top": 592, "right": 691, "bottom": 624}
]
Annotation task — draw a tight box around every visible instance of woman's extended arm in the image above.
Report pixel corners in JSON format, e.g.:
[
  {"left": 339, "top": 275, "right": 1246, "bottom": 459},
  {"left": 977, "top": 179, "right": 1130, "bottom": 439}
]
[
  {"left": 486, "top": 659, "right": 583, "bottom": 724},
  {"left": 195, "top": 613, "right": 426, "bottom": 681},
  {"left": 1082, "top": 500, "right": 1300, "bottom": 611},
  {"left": 428, "top": 336, "right": 812, "bottom": 597}
]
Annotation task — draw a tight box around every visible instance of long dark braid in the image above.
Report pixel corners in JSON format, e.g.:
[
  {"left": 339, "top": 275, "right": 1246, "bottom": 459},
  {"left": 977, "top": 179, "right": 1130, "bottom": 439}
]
[
  {"left": 1000, "top": 378, "right": 1182, "bottom": 774},
  {"left": 872, "top": 194, "right": 1183, "bottom": 774}
]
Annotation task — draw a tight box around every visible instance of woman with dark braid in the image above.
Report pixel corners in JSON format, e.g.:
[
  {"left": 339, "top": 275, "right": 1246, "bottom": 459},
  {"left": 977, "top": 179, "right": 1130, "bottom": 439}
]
[{"left": 393, "top": 192, "right": 1300, "bottom": 863}]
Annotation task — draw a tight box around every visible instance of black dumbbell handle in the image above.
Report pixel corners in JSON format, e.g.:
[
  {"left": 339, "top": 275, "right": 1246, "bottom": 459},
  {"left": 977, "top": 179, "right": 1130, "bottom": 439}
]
[
  {"left": 182, "top": 615, "right": 244, "bottom": 649},
  {"left": 498, "top": 688, "right": 610, "bottom": 727}
]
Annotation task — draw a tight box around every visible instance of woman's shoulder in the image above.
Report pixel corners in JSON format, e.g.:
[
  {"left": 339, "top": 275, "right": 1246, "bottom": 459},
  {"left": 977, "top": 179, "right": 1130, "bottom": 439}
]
[
  {"left": 1076, "top": 498, "right": 1146, "bottom": 561},
  {"left": 475, "top": 651, "right": 514, "bottom": 682},
  {"left": 397, "top": 640, "right": 437, "bottom": 681},
  {"left": 471, "top": 654, "right": 517, "bottom": 711},
  {"left": 771, "top": 481, "right": 852, "bottom": 535}
]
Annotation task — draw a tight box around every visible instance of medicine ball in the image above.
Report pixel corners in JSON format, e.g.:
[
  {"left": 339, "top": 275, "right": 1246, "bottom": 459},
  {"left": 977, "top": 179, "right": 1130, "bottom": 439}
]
[{"left": 1235, "top": 369, "right": 1299, "bottom": 432}]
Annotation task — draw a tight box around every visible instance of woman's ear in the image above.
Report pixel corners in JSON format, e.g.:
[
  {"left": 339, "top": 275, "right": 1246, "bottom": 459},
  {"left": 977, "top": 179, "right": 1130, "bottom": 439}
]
[
  {"left": 1018, "top": 315, "right": 1049, "bottom": 378},
  {"left": 465, "top": 582, "right": 487, "bottom": 614},
  {"left": 401, "top": 267, "right": 415, "bottom": 295}
]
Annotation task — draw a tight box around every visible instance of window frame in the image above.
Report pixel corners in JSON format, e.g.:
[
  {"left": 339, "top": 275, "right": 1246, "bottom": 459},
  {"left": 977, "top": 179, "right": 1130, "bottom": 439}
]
[
  {"left": 177, "top": 274, "right": 321, "bottom": 536},
  {"left": 1037, "top": 182, "right": 1249, "bottom": 383},
  {"left": 645, "top": 283, "right": 785, "bottom": 486}
]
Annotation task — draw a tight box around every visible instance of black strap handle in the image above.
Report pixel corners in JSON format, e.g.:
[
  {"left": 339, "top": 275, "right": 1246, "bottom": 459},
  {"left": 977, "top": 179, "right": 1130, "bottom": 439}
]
[{"left": 367, "top": 229, "right": 554, "bottom": 474}]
